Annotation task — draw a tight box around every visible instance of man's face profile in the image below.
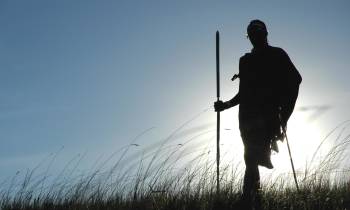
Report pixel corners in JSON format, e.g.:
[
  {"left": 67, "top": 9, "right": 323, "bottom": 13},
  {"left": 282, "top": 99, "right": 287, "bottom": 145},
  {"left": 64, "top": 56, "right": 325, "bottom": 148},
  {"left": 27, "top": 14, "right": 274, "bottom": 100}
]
[{"left": 247, "top": 21, "right": 268, "bottom": 47}]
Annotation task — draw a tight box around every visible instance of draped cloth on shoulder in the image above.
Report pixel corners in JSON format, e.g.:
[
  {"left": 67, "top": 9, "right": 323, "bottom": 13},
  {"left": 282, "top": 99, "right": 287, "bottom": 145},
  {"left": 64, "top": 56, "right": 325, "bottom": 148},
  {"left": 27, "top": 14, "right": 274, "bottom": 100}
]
[{"left": 238, "top": 45, "right": 302, "bottom": 167}]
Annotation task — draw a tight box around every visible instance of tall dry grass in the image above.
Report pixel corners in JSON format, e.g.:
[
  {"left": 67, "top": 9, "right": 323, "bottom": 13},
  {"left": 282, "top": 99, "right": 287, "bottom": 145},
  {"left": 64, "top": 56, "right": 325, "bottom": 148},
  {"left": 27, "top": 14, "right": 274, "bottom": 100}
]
[{"left": 0, "top": 110, "right": 349, "bottom": 210}]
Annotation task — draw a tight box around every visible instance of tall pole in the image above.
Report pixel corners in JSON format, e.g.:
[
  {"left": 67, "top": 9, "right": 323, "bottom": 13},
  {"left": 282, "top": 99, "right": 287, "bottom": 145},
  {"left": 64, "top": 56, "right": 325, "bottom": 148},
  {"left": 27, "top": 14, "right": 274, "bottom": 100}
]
[
  {"left": 284, "top": 127, "right": 300, "bottom": 192},
  {"left": 279, "top": 110, "right": 299, "bottom": 192},
  {"left": 216, "top": 31, "right": 220, "bottom": 193}
]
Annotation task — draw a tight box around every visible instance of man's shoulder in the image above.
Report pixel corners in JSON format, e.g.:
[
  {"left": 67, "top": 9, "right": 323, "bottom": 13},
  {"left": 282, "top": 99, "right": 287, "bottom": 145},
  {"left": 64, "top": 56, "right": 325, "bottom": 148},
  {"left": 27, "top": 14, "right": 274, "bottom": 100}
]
[
  {"left": 268, "top": 45, "right": 288, "bottom": 56},
  {"left": 240, "top": 46, "right": 287, "bottom": 58},
  {"left": 240, "top": 52, "right": 251, "bottom": 59},
  {"left": 239, "top": 52, "right": 252, "bottom": 62}
]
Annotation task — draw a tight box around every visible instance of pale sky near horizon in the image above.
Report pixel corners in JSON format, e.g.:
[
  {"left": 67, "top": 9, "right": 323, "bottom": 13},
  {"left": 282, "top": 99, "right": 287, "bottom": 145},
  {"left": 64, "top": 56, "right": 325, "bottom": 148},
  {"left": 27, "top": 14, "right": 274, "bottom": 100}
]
[{"left": 0, "top": 0, "right": 349, "bottom": 181}]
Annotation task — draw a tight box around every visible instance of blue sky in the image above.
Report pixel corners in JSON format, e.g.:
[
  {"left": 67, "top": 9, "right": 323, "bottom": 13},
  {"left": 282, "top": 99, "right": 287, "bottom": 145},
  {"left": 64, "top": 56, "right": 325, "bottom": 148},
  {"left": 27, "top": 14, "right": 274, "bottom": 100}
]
[{"left": 0, "top": 0, "right": 349, "bottom": 180}]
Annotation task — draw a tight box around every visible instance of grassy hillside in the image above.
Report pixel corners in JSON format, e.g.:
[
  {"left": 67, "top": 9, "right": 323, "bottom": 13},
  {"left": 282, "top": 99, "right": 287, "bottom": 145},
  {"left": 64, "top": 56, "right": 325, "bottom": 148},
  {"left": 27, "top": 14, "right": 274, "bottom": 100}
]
[{"left": 1, "top": 120, "right": 349, "bottom": 210}]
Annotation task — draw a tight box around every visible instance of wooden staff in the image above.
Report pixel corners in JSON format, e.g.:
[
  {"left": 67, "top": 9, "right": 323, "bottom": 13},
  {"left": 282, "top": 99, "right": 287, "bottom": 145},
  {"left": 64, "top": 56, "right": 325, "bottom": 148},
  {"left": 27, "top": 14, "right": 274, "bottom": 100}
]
[{"left": 216, "top": 31, "right": 221, "bottom": 193}]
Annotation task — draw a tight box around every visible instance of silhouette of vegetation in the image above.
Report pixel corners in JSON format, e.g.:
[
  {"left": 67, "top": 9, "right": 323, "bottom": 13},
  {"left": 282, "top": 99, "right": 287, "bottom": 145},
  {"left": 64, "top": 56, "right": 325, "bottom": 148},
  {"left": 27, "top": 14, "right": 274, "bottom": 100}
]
[{"left": 0, "top": 110, "right": 349, "bottom": 210}]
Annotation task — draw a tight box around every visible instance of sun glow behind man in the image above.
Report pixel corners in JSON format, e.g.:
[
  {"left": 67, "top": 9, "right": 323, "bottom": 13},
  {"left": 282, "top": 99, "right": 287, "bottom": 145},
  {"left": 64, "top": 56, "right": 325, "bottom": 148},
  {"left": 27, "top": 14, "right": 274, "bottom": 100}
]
[{"left": 214, "top": 105, "right": 347, "bottom": 185}]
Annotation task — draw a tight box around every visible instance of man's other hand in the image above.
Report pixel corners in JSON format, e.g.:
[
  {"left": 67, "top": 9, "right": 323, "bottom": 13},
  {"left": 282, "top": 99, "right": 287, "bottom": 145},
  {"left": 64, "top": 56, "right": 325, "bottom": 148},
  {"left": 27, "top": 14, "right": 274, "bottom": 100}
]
[{"left": 214, "top": 100, "right": 227, "bottom": 112}]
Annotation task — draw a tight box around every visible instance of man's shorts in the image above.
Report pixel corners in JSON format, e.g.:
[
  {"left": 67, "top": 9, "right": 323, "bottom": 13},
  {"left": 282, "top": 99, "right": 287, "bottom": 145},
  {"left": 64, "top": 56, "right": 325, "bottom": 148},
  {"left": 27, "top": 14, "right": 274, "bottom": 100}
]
[{"left": 240, "top": 117, "right": 275, "bottom": 168}]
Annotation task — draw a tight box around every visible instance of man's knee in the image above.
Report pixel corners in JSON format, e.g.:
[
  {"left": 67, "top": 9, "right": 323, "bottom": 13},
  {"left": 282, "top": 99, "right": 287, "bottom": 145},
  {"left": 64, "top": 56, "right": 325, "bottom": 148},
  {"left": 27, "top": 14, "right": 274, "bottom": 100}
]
[{"left": 244, "top": 153, "right": 258, "bottom": 167}]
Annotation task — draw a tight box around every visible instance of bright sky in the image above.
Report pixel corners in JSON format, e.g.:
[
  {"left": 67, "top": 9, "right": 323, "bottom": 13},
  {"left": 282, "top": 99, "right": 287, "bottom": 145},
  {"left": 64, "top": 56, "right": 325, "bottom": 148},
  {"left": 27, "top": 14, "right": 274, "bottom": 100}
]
[{"left": 0, "top": 0, "right": 349, "bottom": 181}]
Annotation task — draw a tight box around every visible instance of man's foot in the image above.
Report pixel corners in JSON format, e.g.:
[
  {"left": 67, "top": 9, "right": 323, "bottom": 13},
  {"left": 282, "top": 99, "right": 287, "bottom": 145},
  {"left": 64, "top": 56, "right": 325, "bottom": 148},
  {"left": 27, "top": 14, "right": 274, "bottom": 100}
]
[
  {"left": 254, "top": 191, "right": 263, "bottom": 210},
  {"left": 232, "top": 197, "right": 254, "bottom": 210},
  {"left": 232, "top": 197, "right": 263, "bottom": 210}
]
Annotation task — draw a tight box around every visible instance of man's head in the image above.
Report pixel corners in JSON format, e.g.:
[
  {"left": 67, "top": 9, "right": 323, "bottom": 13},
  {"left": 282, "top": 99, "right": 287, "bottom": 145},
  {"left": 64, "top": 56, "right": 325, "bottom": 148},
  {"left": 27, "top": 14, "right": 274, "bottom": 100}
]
[{"left": 247, "top": 19, "right": 268, "bottom": 48}]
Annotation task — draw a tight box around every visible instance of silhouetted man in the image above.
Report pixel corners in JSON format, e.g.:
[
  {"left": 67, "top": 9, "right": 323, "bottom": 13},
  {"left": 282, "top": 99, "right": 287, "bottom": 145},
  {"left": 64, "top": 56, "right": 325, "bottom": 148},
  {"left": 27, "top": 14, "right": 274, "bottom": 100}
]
[{"left": 214, "top": 20, "right": 302, "bottom": 209}]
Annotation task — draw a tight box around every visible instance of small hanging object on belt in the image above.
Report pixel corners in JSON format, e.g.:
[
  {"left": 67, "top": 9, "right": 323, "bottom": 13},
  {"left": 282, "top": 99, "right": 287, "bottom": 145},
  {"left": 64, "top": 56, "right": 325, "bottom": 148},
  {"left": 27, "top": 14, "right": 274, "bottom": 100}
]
[{"left": 231, "top": 74, "right": 239, "bottom": 81}]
